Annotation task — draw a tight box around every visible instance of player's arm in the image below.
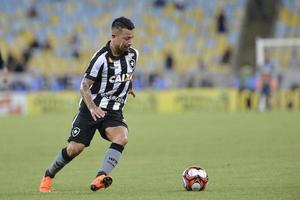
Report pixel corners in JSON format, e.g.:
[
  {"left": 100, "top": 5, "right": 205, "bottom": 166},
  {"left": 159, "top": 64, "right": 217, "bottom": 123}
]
[
  {"left": 128, "top": 81, "right": 136, "bottom": 98},
  {"left": 80, "top": 77, "right": 106, "bottom": 120}
]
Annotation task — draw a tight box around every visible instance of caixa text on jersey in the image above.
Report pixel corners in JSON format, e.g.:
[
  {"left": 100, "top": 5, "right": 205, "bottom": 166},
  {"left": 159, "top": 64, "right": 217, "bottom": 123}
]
[{"left": 109, "top": 73, "right": 133, "bottom": 83}]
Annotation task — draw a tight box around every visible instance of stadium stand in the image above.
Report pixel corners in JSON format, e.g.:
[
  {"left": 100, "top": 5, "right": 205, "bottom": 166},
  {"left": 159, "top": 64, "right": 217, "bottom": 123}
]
[
  {"left": 272, "top": 0, "right": 300, "bottom": 89},
  {"left": 0, "top": 0, "right": 247, "bottom": 90}
]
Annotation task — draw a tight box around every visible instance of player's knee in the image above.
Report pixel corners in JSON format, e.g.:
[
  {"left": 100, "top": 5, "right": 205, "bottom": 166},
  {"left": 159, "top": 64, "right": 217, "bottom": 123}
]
[
  {"left": 67, "top": 142, "right": 85, "bottom": 157},
  {"left": 113, "top": 134, "right": 128, "bottom": 146},
  {"left": 120, "top": 135, "right": 128, "bottom": 146},
  {"left": 119, "top": 130, "right": 129, "bottom": 146},
  {"left": 106, "top": 127, "right": 129, "bottom": 146}
]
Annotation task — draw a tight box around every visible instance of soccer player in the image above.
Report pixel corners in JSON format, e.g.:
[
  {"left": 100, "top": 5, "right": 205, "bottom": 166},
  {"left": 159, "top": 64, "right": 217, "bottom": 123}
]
[{"left": 39, "top": 16, "right": 138, "bottom": 192}]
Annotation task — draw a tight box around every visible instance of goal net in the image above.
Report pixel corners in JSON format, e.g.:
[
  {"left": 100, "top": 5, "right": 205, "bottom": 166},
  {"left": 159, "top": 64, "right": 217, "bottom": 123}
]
[{"left": 256, "top": 38, "right": 300, "bottom": 90}]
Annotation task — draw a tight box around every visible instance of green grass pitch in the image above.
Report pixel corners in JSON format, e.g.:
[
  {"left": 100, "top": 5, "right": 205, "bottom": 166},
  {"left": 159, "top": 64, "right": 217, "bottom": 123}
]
[{"left": 0, "top": 111, "right": 299, "bottom": 200}]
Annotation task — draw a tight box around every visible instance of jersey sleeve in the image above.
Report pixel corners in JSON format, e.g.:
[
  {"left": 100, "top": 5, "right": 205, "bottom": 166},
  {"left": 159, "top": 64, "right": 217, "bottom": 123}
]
[
  {"left": 129, "top": 48, "right": 139, "bottom": 72},
  {"left": 129, "top": 48, "right": 139, "bottom": 89},
  {"left": 132, "top": 48, "right": 139, "bottom": 65},
  {"left": 85, "top": 50, "right": 106, "bottom": 81},
  {"left": 134, "top": 48, "right": 139, "bottom": 63}
]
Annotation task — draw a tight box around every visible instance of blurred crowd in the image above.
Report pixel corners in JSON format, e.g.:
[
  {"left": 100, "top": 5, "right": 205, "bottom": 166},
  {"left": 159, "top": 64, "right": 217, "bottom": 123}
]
[{"left": 0, "top": 0, "right": 299, "bottom": 92}]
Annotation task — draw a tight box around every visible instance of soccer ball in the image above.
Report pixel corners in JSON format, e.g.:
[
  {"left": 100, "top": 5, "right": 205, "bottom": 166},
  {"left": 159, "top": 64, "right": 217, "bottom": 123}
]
[{"left": 182, "top": 165, "right": 208, "bottom": 191}]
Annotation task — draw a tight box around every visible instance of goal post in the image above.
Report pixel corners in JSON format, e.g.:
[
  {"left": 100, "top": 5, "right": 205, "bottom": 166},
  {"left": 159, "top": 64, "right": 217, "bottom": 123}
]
[
  {"left": 256, "top": 37, "right": 300, "bottom": 67},
  {"left": 255, "top": 37, "right": 300, "bottom": 90},
  {"left": 254, "top": 38, "right": 300, "bottom": 111}
]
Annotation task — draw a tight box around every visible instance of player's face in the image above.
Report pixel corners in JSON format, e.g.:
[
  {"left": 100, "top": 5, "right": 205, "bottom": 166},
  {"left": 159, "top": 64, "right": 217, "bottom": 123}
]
[{"left": 115, "top": 28, "right": 134, "bottom": 52}]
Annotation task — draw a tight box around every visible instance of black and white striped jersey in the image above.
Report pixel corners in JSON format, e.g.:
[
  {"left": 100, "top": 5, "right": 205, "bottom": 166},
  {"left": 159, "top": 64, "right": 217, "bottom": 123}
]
[{"left": 79, "top": 41, "right": 139, "bottom": 112}]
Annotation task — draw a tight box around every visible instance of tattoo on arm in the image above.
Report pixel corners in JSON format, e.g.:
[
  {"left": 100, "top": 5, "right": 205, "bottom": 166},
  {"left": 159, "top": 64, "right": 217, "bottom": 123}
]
[{"left": 80, "top": 78, "right": 96, "bottom": 110}]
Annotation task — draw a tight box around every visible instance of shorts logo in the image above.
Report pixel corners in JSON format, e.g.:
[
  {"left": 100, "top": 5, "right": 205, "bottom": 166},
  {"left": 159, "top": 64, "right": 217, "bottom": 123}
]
[{"left": 72, "top": 127, "right": 80, "bottom": 137}]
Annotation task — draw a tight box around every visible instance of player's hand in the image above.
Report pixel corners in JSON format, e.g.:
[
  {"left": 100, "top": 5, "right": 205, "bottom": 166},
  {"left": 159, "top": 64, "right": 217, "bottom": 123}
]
[
  {"left": 89, "top": 106, "right": 106, "bottom": 121},
  {"left": 128, "top": 88, "right": 136, "bottom": 98}
]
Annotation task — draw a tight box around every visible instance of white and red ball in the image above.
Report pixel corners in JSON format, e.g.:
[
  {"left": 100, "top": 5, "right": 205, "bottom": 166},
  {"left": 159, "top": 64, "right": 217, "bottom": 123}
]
[{"left": 182, "top": 166, "right": 208, "bottom": 191}]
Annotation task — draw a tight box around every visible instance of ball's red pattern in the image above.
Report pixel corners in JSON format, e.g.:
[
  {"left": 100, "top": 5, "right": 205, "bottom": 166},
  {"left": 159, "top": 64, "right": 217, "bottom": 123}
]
[{"left": 182, "top": 166, "right": 208, "bottom": 191}]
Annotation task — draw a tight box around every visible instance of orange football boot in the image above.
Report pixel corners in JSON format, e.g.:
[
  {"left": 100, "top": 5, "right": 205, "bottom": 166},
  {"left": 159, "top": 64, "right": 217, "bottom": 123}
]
[
  {"left": 39, "top": 176, "right": 52, "bottom": 193},
  {"left": 90, "top": 175, "right": 113, "bottom": 191}
]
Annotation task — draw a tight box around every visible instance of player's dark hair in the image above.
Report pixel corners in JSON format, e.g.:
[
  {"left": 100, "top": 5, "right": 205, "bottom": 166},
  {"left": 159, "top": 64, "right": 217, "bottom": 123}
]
[{"left": 112, "top": 17, "right": 135, "bottom": 30}]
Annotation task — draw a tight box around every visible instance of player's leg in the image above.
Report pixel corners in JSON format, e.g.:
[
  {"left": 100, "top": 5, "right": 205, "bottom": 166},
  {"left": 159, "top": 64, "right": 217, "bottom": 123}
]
[
  {"left": 258, "top": 93, "right": 266, "bottom": 112},
  {"left": 90, "top": 125, "right": 128, "bottom": 191},
  {"left": 39, "top": 142, "right": 85, "bottom": 192},
  {"left": 98, "top": 126, "right": 128, "bottom": 174},
  {"left": 46, "top": 142, "right": 85, "bottom": 177},
  {"left": 40, "top": 112, "right": 95, "bottom": 192}
]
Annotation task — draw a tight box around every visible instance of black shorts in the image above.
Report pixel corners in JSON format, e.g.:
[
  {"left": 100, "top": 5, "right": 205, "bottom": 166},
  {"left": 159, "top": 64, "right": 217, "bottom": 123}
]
[{"left": 67, "top": 110, "right": 128, "bottom": 147}]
